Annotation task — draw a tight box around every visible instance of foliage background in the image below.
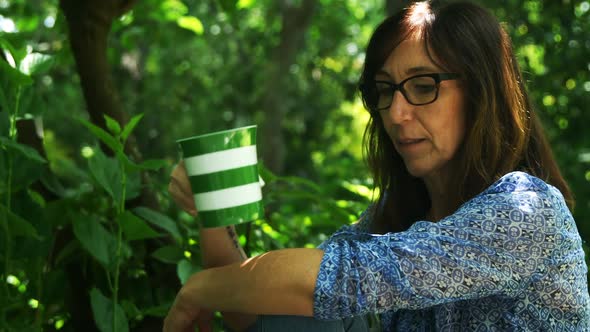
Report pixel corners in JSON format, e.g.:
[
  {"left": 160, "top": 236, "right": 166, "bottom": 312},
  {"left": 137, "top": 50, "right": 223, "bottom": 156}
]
[{"left": 0, "top": 0, "right": 589, "bottom": 331}]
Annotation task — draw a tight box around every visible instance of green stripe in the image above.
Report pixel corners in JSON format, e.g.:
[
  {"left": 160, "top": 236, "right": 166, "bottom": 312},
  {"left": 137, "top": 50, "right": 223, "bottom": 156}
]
[
  {"left": 177, "top": 125, "right": 257, "bottom": 156},
  {"left": 189, "top": 165, "right": 259, "bottom": 194},
  {"left": 198, "top": 201, "right": 264, "bottom": 228}
]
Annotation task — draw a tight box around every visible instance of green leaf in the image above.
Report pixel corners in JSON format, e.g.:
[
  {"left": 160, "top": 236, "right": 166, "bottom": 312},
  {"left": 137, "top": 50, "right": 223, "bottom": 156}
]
[
  {"left": 151, "top": 245, "right": 184, "bottom": 264},
  {"left": 121, "top": 113, "right": 144, "bottom": 143},
  {"left": 0, "top": 137, "right": 47, "bottom": 163},
  {"left": 118, "top": 153, "right": 168, "bottom": 172},
  {"left": 217, "top": 0, "right": 238, "bottom": 15},
  {"left": 237, "top": 0, "right": 256, "bottom": 9},
  {"left": 258, "top": 163, "right": 278, "bottom": 183},
  {"left": 160, "top": 0, "right": 188, "bottom": 21},
  {"left": 143, "top": 302, "right": 172, "bottom": 317},
  {"left": 71, "top": 214, "right": 118, "bottom": 268},
  {"left": 119, "top": 211, "right": 162, "bottom": 241},
  {"left": 133, "top": 207, "right": 182, "bottom": 243},
  {"left": 78, "top": 118, "right": 123, "bottom": 153},
  {"left": 176, "top": 259, "right": 201, "bottom": 284},
  {"left": 104, "top": 115, "right": 121, "bottom": 136},
  {"left": 88, "top": 149, "right": 123, "bottom": 204},
  {"left": 121, "top": 300, "right": 142, "bottom": 321},
  {"left": 0, "top": 52, "right": 33, "bottom": 87},
  {"left": 90, "top": 288, "right": 129, "bottom": 332},
  {"left": 54, "top": 240, "right": 80, "bottom": 266},
  {"left": 15, "top": 16, "right": 40, "bottom": 33},
  {"left": 18, "top": 53, "right": 54, "bottom": 76},
  {"left": 177, "top": 16, "right": 204, "bottom": 35},
  {"left": 0, "top": 38, "right": 19, "bottom": 65},
  {"left": 136, "top": 159, "right": 168, "bottom": 171},
  {"left": 27, "top": 188, "right": 46, "bottom": 208},
  {"left": 0, "top": 203, "right": 41, "bottom": 240}
]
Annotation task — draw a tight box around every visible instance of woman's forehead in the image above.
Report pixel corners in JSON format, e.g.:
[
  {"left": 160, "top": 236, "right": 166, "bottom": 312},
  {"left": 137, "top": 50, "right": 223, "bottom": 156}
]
[{"left": 377, "top": 39, "right": 440, "bottom": 79}]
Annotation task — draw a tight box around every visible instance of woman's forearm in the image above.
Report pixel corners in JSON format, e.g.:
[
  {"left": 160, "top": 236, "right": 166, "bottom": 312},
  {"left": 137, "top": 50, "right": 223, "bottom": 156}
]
[
  {"left": 198, "top": 225, "right": 256, "bottom": 331},
  {"left": 180, "top": 248, "right": 324, "bottom": 316},
  {"left": 199, "top": 225, "right": 247, "bottom": 267}
]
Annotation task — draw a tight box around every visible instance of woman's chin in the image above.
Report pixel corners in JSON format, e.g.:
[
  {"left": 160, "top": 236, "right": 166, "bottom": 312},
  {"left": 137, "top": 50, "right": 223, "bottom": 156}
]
[
  {"left": 404, "top": 162, "right": 438, "bottom": 179},
  {"left": 405, "top": 165, "right": 430, "bottom": 178}
]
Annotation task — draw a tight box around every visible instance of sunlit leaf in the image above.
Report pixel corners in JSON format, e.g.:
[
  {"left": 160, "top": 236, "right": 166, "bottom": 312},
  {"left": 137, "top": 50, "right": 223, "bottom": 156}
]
[
  {"left": 0, "top": 37, "right": 19, "bottom": 66},
  {"left": 237, "top": 0, "right": 256, "bottom": 9},
  {"left": 15, "top": 16, "right": 39, "bottom": 32},
  {"left": 160, "top": 0, "right": 188, "bottom": 20},
  {"left": 19, "top": 53, "right": 53, "bottom": 76},
  {"left": 0, "top": 53, "right": 33, "bottom": 87},
  {"left": 177, "top": 16, "right": 204, "bottom": 35},
  {"left": 340, "top": 180, "right": 376, "bottom": 200},
  {"left": 90, "top": 288, "right": 129, "bottom": 332}
]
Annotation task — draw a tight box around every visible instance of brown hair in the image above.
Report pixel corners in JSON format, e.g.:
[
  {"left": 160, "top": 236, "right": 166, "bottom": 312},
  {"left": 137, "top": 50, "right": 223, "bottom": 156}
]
[{"left": 360, "top": 0, "right": 573, "bottom": 233}]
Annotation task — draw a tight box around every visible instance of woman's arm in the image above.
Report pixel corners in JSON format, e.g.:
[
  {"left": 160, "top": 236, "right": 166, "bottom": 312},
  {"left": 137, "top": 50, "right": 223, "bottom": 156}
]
[
  {"left": 164, "top": 248, "right": 324, "bottom": 332},
  {"left": 169, "top": 162, "right": 257, "bottom": 330},
  {"left": 198, "top": 226, "right": 258, "bottom": 331}
]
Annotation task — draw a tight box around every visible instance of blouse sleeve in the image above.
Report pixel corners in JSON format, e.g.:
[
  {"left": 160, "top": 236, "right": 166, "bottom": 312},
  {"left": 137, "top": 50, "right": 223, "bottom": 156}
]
[
  {"left": 317, "top": 205, "right": 374, "bottom": 250},
  {"left": 313, "top": 172, "right": 581, "bottom": 319}
]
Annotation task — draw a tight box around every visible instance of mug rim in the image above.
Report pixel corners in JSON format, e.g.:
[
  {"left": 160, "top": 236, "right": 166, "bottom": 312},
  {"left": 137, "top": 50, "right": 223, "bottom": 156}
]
[{"left": 176, "top": 125, "right": 257, "bottom": 143}]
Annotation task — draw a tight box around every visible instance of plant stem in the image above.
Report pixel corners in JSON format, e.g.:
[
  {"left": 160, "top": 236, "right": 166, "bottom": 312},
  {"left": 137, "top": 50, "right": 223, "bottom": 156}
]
[
  {"left": 2, "top": 86, "right": 21, "bottom": 326},
  {"left": 35, "top": 257, "right": 43, "bottom": 327},
  {"left": 112, "top": 164, "right": 127, "bottom": 332}
]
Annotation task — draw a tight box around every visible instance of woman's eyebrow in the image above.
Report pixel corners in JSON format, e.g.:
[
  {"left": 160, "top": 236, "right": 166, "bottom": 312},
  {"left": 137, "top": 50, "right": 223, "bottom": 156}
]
[
  {"left": 375, "top": 69, "right": 391, "bottom": 78},
  {"left": 375, "top": 65, "right": 439, "bottom": 80},
  {"left": 405, "top": 65, "right": 438, "bottom": 75}
]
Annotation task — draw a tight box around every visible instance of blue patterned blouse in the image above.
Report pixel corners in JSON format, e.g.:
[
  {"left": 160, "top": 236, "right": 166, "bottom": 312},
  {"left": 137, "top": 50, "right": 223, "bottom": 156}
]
[{"left": 314, "top": 172, "right": 590, "bottom": 331}]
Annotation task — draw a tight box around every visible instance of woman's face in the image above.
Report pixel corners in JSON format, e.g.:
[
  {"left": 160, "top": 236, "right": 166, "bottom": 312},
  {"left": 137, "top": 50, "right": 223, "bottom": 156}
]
[{"left": 376, "top": 37, "right": 466, "bottom": 181}]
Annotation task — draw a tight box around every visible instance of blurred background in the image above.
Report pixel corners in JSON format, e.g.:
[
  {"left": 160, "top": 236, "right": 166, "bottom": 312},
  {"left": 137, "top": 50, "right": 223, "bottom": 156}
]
[{"left": 0, "top": 0, "right": 588, "bottom": 331}]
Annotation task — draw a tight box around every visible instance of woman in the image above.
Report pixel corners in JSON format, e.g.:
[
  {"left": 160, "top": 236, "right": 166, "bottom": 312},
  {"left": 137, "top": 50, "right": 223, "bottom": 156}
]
[{"left": 164, "top": 1, "right": 590, "bottom": 331}]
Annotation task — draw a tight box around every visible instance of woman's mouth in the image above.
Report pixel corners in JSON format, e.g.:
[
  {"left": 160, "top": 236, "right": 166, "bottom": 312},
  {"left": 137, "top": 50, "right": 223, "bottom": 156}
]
[
  {"left": 396, "top": 138, "right": 427, "bottom": 151},
  {"left": 397, "top": 138, "right": 426, "bottom": 145}
]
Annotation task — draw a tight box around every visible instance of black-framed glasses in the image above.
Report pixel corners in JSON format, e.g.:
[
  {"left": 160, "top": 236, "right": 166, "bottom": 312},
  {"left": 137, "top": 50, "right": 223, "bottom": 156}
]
[{"left": 363, "top": 73, "right": 460, "bottom": 111}]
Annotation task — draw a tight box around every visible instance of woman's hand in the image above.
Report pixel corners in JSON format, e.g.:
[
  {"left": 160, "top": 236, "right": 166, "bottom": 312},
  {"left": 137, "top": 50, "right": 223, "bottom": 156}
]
[
  {"left": 163, "top": 301, "right": 214, "bottom": 332},
  {"left": 164, "top": 249, "right": 321, "bottom": 332},
  {"left": 169, "top": 160, "right": 198, "bottom": 216},
  {"left": 163, "top": 272, "right": 215, "bottom": 332}
]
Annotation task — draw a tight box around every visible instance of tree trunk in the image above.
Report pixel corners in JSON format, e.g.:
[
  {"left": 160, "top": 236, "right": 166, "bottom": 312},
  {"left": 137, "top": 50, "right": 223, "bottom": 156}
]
[
  {"left": 260, "top": 0, "right": 317, "bottom": 175},
  {"left": 58, "top": 1, "right": 167, "bottom": 330}
]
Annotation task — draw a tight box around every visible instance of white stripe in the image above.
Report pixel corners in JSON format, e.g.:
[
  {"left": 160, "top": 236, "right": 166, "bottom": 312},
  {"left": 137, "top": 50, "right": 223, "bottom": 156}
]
[
  {"left": 194, "top": 182, "right": 262, "bottom": 211},
  {"left": 184, "top": 145, "right": 257, "bottom": 176}
]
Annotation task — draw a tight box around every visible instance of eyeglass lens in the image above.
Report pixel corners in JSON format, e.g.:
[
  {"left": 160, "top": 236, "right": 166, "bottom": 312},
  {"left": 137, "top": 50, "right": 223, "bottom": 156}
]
[{"left": 376, "top": 76, "right": 438, "bottom": 109}]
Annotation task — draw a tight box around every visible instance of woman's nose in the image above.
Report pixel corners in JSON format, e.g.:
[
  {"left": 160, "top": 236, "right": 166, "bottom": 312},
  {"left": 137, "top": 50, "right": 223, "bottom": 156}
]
[{"left": 388, "top": 90, "right": 414, "bottom": 124}]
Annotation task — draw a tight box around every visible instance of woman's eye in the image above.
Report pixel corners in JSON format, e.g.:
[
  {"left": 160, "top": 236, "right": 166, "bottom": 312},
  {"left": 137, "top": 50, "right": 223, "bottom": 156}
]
[
  {"left": 413, "top": 84, "right": 436, "bottom": 94},
  {"left": 376, "top": 84, "right": 393, "bottom": 95}
]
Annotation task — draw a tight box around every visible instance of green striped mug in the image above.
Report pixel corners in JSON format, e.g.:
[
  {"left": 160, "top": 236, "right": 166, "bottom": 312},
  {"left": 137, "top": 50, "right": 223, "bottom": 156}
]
[{"left": 177, "top": 125, "right": 264, "bottom": 228}]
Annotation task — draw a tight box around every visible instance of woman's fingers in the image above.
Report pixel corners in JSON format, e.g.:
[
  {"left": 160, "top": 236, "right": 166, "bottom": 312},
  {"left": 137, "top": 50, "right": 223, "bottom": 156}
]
[
  {"left": 196, "top": 312, "right": 214, "bottom": 332},
  {"left": 169, "top": 161, "right": 198, "bottom": 216},
  {"left": 170, "top": 162, "right": 193, "bottom": 198}
]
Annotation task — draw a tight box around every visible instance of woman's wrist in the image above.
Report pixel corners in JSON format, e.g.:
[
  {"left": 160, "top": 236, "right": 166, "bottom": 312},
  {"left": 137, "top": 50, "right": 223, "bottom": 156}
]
[{"left": 199, "top": 225, "right": 247, "bottom": 267}]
